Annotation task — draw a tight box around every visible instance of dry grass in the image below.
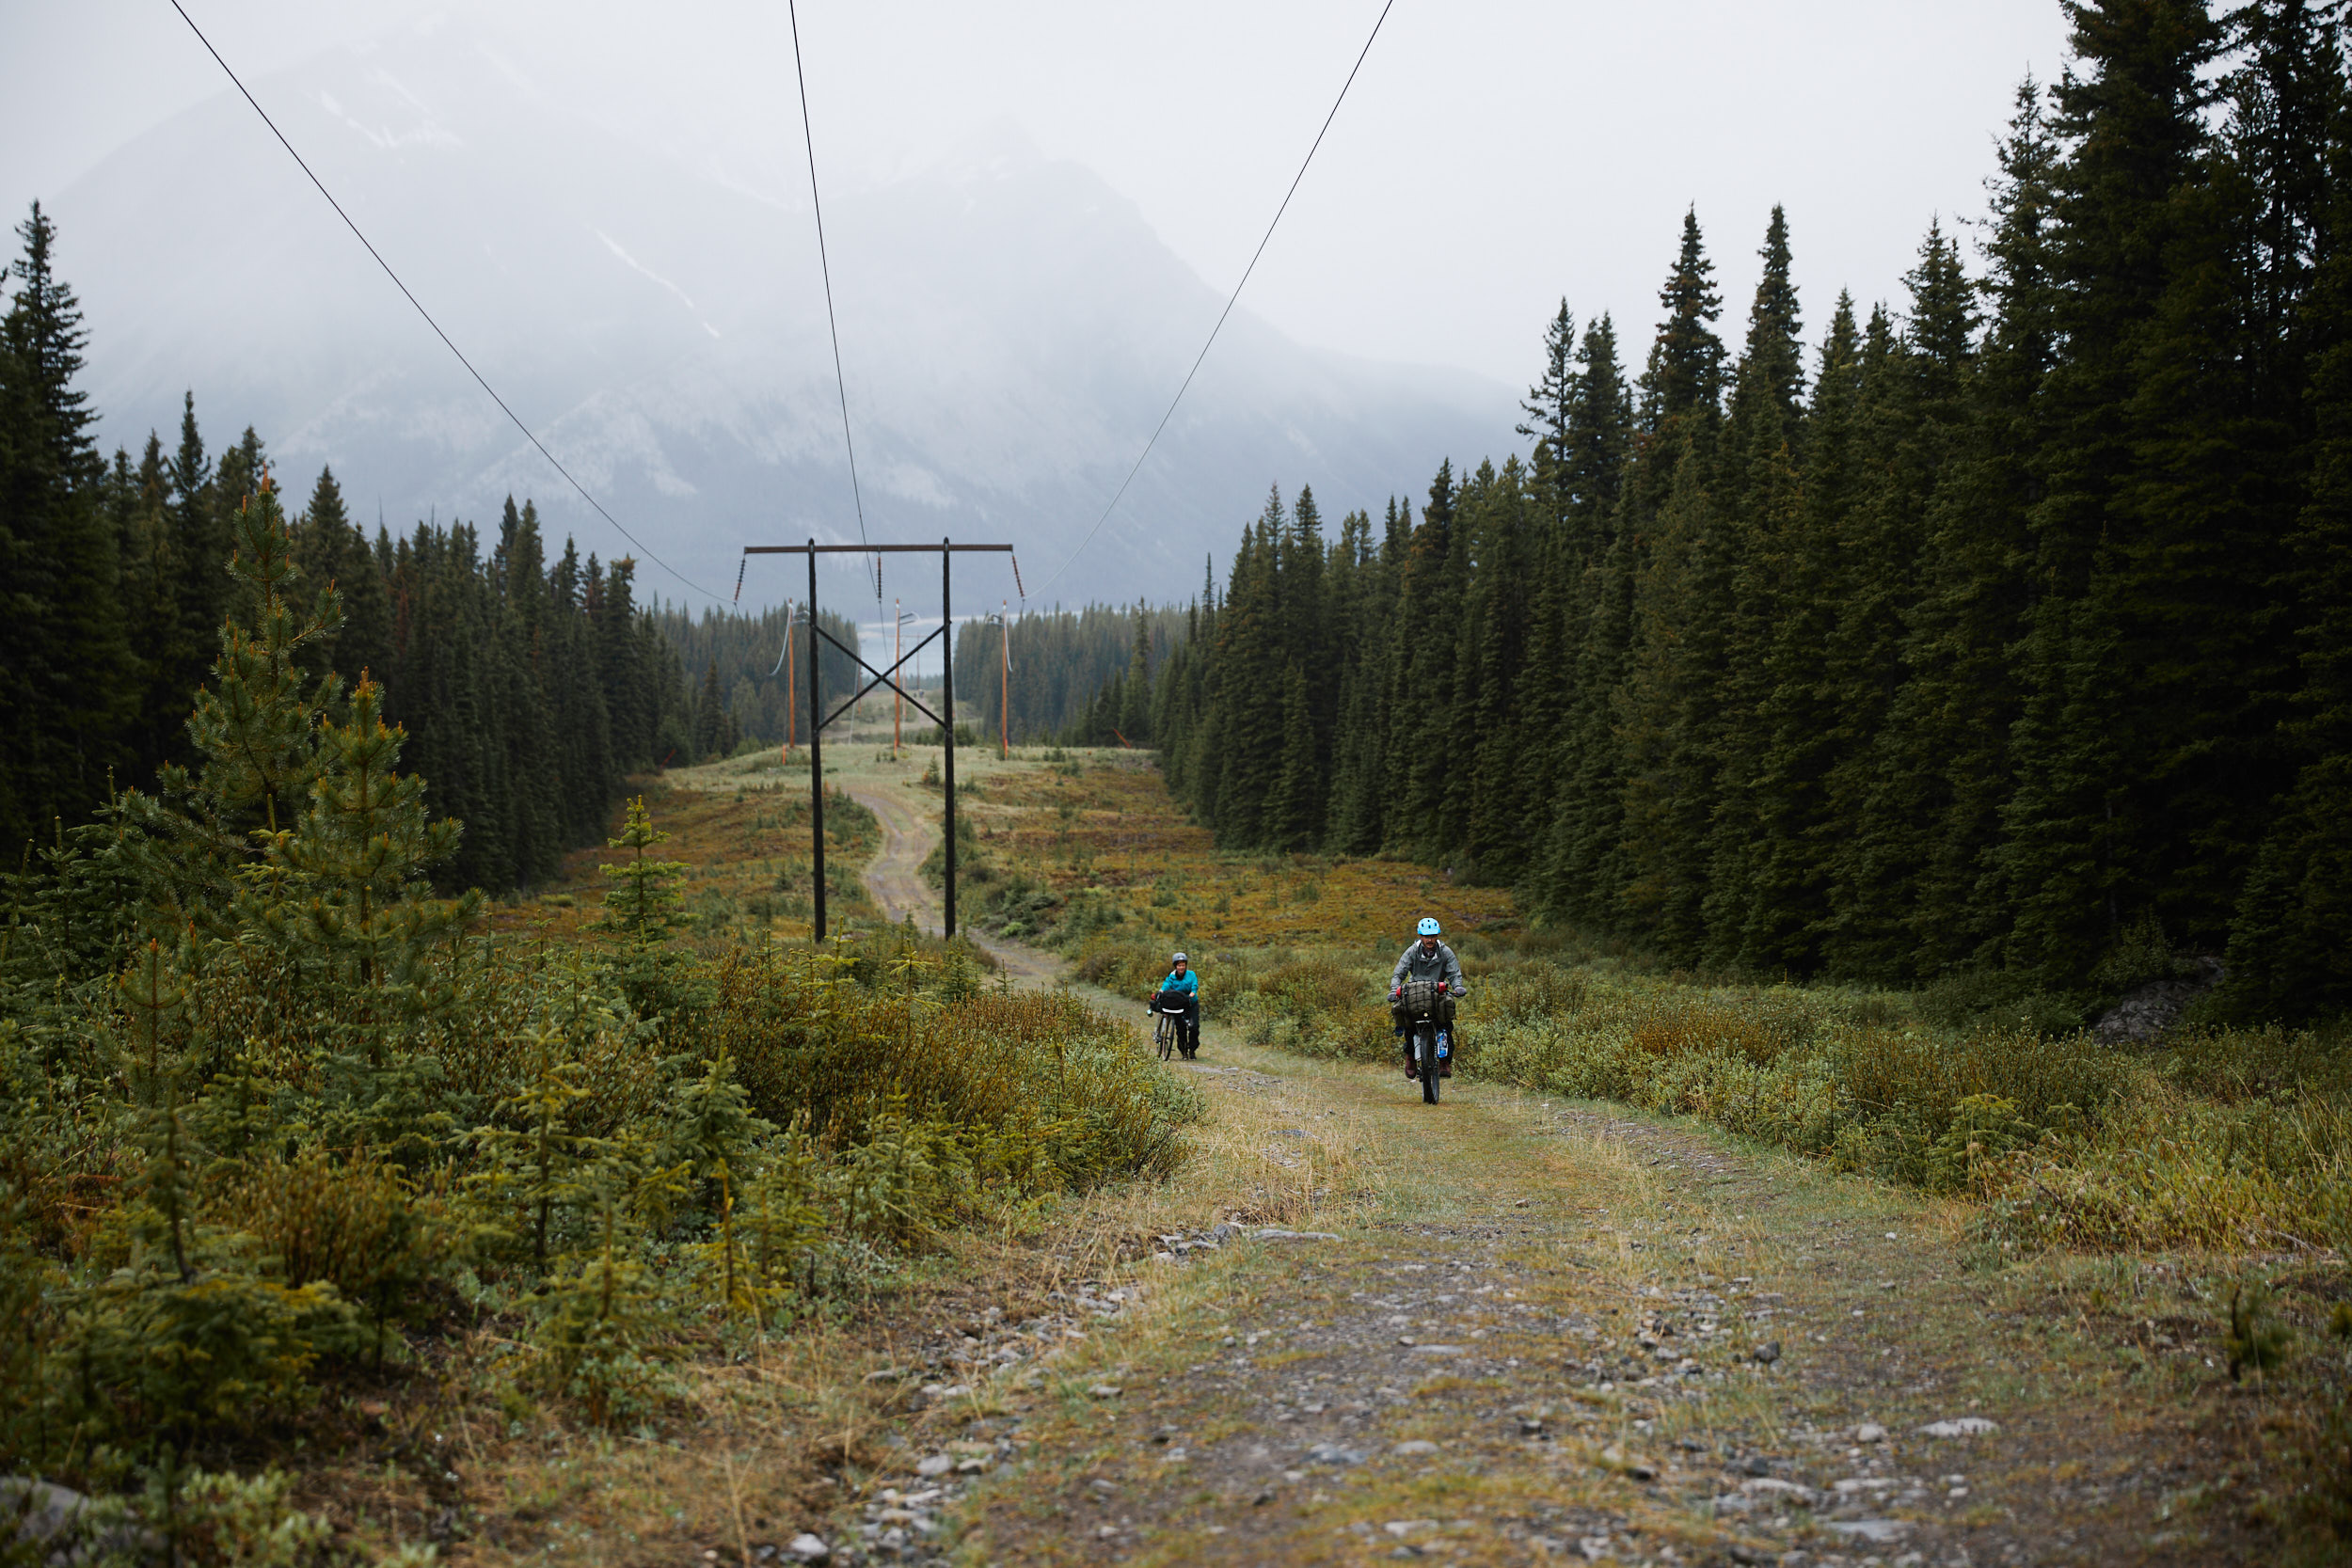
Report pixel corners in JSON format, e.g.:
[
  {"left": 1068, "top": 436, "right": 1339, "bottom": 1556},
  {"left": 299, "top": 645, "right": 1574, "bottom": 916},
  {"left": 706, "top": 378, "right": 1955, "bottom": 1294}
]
[
  {"left": 947, "top": 750, "right": 1516, "bottom": 950},
  {"left": 481, "top": 774, "right": 882, "bottom": 947}
]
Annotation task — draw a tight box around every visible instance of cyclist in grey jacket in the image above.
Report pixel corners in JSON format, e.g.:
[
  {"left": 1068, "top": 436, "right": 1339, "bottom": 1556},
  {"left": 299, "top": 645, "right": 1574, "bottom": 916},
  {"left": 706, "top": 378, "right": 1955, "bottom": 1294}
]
[{"left": 1390, "top": 917, "right": 1466, "bottom": 1078}]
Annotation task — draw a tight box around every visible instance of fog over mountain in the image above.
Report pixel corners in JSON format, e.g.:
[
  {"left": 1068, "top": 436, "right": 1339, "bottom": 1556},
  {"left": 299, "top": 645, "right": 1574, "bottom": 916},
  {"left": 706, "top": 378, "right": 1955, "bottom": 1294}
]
[{"left": 47, "top": 15, "right": 1518, "bottom": 610}]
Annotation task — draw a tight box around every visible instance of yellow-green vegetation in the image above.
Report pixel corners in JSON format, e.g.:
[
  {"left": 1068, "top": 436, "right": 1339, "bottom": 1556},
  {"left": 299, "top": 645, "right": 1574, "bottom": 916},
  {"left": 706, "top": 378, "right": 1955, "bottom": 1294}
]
[
  {"left": 1074, "top": 930, "right": 2352, "bottom": 1258},
  {"left": 0, "top": 499, "right": 1195, "bottom": 1565},
  {"left": 944, "top": 749, "right": 1514, "bottom": 949},
  {"left": 980, "top": 755, "right": 2352, "bottom": 1259}
]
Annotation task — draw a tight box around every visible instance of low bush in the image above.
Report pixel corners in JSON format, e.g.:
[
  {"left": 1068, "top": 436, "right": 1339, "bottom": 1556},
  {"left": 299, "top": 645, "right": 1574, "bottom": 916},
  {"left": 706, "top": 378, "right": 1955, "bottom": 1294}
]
[{"left": 1200, "top": 935, "right": 2352, "bottom": 1256}]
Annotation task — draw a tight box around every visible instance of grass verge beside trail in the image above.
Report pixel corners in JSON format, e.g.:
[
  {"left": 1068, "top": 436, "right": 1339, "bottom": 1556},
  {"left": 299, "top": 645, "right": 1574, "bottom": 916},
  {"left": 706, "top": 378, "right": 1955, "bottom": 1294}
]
[
  {"left": 1078, "top": 932, "right": 2352, "bottom": 1259},
  {"left": 975, "top": 753, "right": 2352, "bottom": 1260}
]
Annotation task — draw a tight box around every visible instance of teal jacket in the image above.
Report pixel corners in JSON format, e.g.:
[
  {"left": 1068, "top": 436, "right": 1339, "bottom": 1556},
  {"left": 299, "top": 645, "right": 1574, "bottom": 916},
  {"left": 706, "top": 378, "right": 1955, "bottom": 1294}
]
[{"left": 1158, "top": 969, "right": 1199, "bottom": 1003}]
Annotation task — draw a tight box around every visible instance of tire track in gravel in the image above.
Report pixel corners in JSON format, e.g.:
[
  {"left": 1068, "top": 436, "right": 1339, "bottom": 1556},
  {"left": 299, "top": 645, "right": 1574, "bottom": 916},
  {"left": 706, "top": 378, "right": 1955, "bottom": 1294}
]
[{"left": 940, "top": 1031, "right": 2272, "bottom": 1568}]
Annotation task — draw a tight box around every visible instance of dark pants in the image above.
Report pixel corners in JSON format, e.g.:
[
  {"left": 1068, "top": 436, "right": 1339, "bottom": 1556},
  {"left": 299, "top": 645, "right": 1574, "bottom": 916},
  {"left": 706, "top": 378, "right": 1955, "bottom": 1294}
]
[
  {"left": 1392, "top": 996, "right": 1455, "bottom": 1071},
  {"left": 1159, "top": 995, "right": 1200, "bottom": 1054}
]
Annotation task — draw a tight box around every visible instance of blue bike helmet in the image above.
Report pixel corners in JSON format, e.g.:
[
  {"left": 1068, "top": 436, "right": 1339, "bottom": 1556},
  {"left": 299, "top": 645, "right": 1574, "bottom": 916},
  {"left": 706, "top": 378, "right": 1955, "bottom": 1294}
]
[{"left": 1417, "top": 917, "right": 1441, "bottom": 937}]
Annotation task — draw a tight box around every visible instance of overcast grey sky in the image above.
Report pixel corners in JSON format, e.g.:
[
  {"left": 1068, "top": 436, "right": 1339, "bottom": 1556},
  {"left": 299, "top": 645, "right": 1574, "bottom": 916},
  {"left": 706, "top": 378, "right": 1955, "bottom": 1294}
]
[{"left": 7, "top": 0, "right": 2072, "bottom": 391}]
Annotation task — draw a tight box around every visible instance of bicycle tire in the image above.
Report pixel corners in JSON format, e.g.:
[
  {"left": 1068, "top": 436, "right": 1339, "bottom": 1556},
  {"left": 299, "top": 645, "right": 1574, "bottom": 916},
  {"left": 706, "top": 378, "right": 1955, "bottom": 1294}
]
[
  {"left": 1418, "top": 1024, "right": 1440, "bottom": 1104},
  {"left": 1155, "top": 1012, "right": 1175, "bottom": 1062}
]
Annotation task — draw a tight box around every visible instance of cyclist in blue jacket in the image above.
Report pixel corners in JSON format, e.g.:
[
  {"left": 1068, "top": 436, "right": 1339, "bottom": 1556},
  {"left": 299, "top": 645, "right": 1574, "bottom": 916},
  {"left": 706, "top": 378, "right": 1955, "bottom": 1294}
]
[{"left": 1150, "top": 951, "right": 1200, "bottom": 1059}]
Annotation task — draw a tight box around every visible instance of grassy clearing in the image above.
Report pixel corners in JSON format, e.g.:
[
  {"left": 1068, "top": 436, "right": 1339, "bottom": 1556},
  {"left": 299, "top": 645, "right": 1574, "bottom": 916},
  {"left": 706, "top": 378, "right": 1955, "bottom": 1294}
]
[
  {"left": 940, "top": 749, "right": 1515, "bottom": 951},
  {"left": 483, "top": 775, "right": 883, "bottom": 946}
]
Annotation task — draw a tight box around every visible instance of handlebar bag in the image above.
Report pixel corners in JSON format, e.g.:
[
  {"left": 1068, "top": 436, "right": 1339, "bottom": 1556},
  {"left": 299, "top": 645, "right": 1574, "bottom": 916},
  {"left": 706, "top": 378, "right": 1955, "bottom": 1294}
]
[{"left": 1400, "top": 978, "right": 1447, "bottom": 1021}]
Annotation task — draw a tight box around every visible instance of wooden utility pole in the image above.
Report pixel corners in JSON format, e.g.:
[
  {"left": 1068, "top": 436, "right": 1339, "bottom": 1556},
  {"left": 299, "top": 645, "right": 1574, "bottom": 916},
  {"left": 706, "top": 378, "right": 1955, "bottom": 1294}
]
[{"left": 742, "top": 540, "right": 1011, "bottom": 941}]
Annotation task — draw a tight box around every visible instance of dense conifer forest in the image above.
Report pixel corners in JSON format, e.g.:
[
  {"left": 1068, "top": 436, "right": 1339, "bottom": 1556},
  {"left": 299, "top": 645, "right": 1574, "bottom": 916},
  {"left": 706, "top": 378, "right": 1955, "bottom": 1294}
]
[
  {"left": 1142, "top": 5, "right": 2352, "bottom": 1022},
  {"left": 952, "top": 601, "right": 1191, "bottom": 746},
  {"left": 0, "top": 204, "right": 862, "bottom": 894}
]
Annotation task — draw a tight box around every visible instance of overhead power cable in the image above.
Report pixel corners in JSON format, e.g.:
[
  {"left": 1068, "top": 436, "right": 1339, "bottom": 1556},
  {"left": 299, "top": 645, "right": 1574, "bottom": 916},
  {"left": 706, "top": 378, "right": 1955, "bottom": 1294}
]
[
  {"left": 165, "top": 0, "right": 723, "bottom": 602},
  {"left": 1033, "top": 0, "right": 1399, "bottom": 596},
  {"left": 786, "top": 0, "right": 880, "bottom": 601}
]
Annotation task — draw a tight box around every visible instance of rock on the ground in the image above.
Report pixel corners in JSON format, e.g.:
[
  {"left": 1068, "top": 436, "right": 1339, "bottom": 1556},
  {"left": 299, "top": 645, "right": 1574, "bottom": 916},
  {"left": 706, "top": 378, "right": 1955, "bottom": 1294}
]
[
  {"left": 2091, "top": 957, "right": 2225, "bottom": 1044},
  {"left": 2, "top": 1478, "right": 157, "bottom": 1566},
  {"left": 1916, "top": 1417, "right": 2000, "bottom": 1437},
  {"left": 787, "top": 1533, "right": 830, "bottom": 1563}
]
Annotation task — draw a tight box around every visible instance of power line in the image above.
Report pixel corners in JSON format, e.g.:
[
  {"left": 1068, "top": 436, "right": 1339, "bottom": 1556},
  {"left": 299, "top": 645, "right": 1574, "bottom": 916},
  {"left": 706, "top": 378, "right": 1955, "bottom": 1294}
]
[
  {"left": 1033, "top": 0, "right": 1399, "bottom": 596},
  {"left": 165, "top": 0, "right": 725, "bottom": 603},
  {"left": 786, "top": 0, "right": 880, "bottom": 601}
]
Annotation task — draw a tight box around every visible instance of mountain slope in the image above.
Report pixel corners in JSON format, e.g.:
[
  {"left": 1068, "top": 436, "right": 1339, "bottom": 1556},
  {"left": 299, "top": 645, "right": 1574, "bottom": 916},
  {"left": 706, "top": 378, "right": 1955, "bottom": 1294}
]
[{"left": 51, "top": 17, "right": 1516, "bottom": 607}]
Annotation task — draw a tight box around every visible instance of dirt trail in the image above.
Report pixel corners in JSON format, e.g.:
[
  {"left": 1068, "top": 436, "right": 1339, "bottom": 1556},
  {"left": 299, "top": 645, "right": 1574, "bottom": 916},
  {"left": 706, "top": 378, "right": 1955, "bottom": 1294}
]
[
  {"left": 898, "top": 1015, "right": 2264, "bottom": 1567},
  {"left": 818, "top": 779, "right": 2262, "bottom": 1565},
  {"left": 839, "top": 779, "right": 1057, "bottom": 985}
]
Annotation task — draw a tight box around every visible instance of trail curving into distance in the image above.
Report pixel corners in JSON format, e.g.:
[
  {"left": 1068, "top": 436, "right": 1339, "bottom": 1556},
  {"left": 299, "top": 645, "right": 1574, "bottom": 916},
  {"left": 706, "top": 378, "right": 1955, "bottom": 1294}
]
[{"left": 839, "top": 780, "right": 1058, "bottom": 986}]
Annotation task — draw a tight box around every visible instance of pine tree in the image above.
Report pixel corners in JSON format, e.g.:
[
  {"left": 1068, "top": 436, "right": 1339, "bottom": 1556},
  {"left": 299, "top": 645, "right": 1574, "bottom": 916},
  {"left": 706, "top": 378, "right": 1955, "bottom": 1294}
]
[
  {"left": 153, "top": 392, "right": 225, "bottom": 775},
  {"left": 1518, "top": 299, "right": 1579, "bottom": 529},
  {"left": 1116, "top": 602, "right": 1152, "bottom": 742},
  {"left": 0, "top": 201, "right": 133, "bottom": 849},
  {"left": 692, "top": 659, "right": 724, "bottom": 762},
  {"left": 2225, "top": 15, "right": 2352, "bottom": 1017},
  {"left": 1878, "top": 77, "right": 2065, "bottom": 976},
  {"left": 185, "top": 476, "right": 342, "bottom": 847},
  {"left": 282, "top": 673, "right": 473, "bottom": 990},
  {"left": 1203, "top": 498, "right": 1286, "bottom": 844},
  {"left": 1702, "top": 206, "right": 1808, "bottom": 968},
  {"left": 1826, "top": 228, "right": 1981, "bottom": 978},
  {"left": 1263, "top": 663, "right": 1320, "bottom": 851},
  {"left": 2004, "top": 0, "right": 2259, "bottom": 976},
  {"left": 548, "top": 539, "right": 617, "bottom": 843}
]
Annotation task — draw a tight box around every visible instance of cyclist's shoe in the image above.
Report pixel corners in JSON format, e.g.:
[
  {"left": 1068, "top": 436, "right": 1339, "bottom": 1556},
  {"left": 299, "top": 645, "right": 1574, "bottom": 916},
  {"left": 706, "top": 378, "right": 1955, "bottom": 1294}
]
[
  {"left": 1439, "top": 1059, "right": 1453, "bottom": 1078},
  {"left": 1403, "top": 1058, "right": 1416, "bottom": 1080}
]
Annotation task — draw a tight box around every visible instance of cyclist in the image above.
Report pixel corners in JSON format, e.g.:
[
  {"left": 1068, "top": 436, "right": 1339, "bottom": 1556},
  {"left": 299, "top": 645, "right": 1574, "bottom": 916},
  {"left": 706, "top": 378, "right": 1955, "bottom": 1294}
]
[
  {"left": 1390, "top": 917, "right": 1465, "bottom": 1079},
  {"left": 1151, "top": 951, "right": 1200, "bottom": 1059}
]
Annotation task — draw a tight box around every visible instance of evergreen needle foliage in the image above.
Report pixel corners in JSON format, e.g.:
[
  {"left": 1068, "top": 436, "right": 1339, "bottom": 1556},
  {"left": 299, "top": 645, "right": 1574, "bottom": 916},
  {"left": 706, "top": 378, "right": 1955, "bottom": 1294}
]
[{"left": 1120, "top": 11, "right": 2352, "bottom": 1025}]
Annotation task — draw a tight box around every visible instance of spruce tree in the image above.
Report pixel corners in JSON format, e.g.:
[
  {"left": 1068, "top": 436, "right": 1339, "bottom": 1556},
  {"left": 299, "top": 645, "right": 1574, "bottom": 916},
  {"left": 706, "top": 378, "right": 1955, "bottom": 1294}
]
[
  {"left": 154, "top": 393, "right": 225, "bottom": 775},
  {"left": 1701, "top": 206, "right": 1807, "bottom": 968},
  {"left": 1893, "top": 77, "right": 2064, "bottom": 976},
  {"left": 1827, "top": 228, "right": 1980, "bottom": 979},
  {"left": 2225, "top": 18, "right": 2352, "bottom": 1017},
  {"left": 2005, "top": 0, "right": 2261, "bottom": 976},
  {"left": 1518, "top": 299, "right": 1579, "bottom": 529},
  {"left": 0, "top": 201, "right": 133, "bottom": 849}
]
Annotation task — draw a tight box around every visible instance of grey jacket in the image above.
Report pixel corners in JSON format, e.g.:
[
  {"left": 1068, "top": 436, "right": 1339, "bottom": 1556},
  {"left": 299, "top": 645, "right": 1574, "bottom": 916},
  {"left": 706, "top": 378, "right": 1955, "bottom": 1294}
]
[{"left": 1391, "top": 940, "right": 1466, "bottom": 994}]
